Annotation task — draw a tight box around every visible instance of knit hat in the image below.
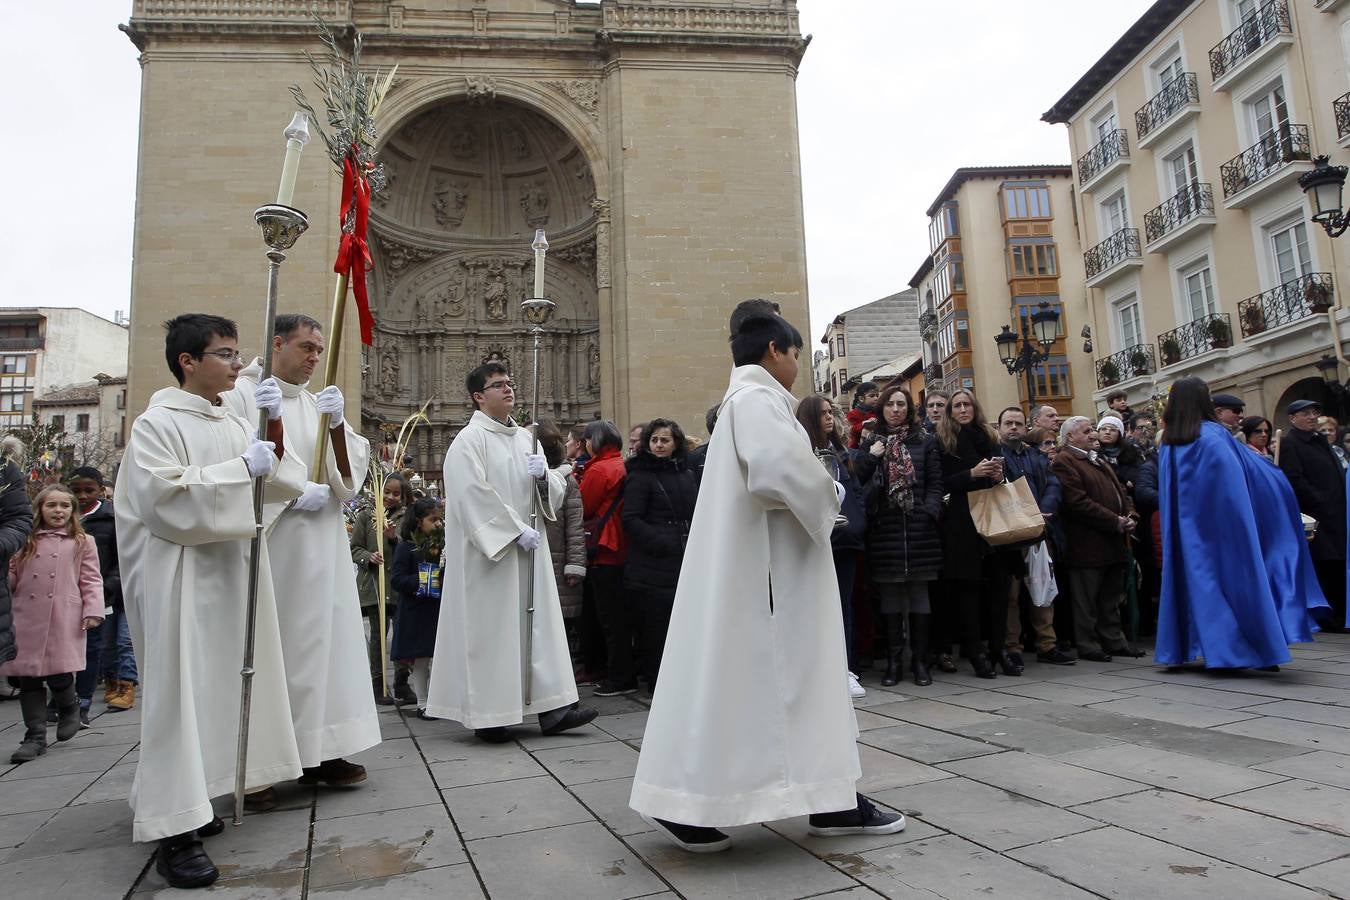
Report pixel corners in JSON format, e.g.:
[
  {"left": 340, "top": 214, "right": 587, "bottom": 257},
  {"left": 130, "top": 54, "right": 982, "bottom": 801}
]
[{"left": 1096, "top": 415, "right": 1125, "bottom": 434}]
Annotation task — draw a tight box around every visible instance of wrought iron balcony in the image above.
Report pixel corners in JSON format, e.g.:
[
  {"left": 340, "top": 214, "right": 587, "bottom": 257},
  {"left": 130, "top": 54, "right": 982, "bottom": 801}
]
[
  {"left": 1144, "top": 183, "right": 1214, "bottom": 244},
  {"left": 919, "top": 310, "right": 938, "bottom": 343},
  {"left": 1084, "top": 228, "right": 1141, "bottom": 281},
  {"left": 1236, "top": 273, "right": 1335, "bottom": 337},
  {"left": 1077, "top": 129, "right": 1129, "bottom": 187},
  {"left": 1337, "top": 91, "right": 1350, "bottom": 142},
  {"left": 923, "top": 362, "right": 943, "bottom": 384},
  {"left": 1220, "top": 125, "right": 1311, "bottom": 198},
  {"left": 1135, "top": 74, "right": 1199, "bottom": 141},
  {"left": 1095, "top": 344, "right": 1156, "bottom": 389},
  {"left": 1157, "top": 313, "right": 1233, "bottom": 366},
  {"left": 0, "top": 337, "right": 43, "bottom": 352},
  {"left": 1209, "top": 0, "right": 1291, "bottom": 82}
]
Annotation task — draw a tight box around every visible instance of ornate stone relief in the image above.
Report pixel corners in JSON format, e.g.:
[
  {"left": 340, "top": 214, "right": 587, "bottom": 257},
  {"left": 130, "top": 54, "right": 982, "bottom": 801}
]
[
  {"left": 483, "top": 345, "right": 511, "bottom": 369},
  {"left": 378, "top": 236, "right": 439, "bottom": 272},
  {"left": 545, "top": 79, "right": 601, "bottom": 123},
  {"left": 502, "top": 123, "right": 530, "bottom": 160},
  {"left": 465, "top": 74, "right": 497, "bottom": 103},
  {"left": 373, "top": 161, "right": 397, "bottom": 208},
  {"left": 555, "top": 236, "right": 597, "bottom": 279},
  {"left": 450, "top": 128, "right": 478, "bottom": 160},
  {"left": 431, "top": 179, "right": 469, "bottom": 229},
  {"left": 591, "top": 198, "right": 612, "bottom": 289},
  {"left": 520, "top": 181, "right": 550, "bottom": 228},
  {"left": 379, "top": 347, "right": 401, "bottom": 398},
  {"left": 587, "top": 342, "right": 600, "bottom": 390}
]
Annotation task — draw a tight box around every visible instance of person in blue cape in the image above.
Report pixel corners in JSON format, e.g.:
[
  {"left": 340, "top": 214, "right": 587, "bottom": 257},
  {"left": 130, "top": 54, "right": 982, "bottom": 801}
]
[{"left": 1157, "top": 377, "right": 1328, "bottom": 669}]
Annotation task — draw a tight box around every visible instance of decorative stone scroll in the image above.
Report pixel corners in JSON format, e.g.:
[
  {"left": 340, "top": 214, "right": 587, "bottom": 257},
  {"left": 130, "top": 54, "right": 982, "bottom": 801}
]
[{"left": 545, "top": 79, "right": 601, "bottom": 123}]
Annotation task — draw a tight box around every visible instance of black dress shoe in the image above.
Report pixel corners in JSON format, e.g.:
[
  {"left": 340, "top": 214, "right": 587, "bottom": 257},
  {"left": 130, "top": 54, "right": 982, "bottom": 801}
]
[
  {"left": 910, "top": 660, "right": 932, "bottom": 687},
  {"left": 1036, "top": 648, "right": 1076, "bottom": 665},
  {"left": 998, "top": 651, "right": 1025, "bottom": 676},
  {"left": 1079, "top": 649, "right": 1113, "bottom": 662},
  {"left": 1105, "top": 645, "right": 1146, "bottom": 659},
  {"left": 196, "top": 816, "right": 225, "bottom": 838},
  {"left": 971, "top": 654, "right": 996, "bottom": 679},
  {"left": 540, "top": 706, "right": 598, "bottom": 736},
  {"left": 157, "top": 833, "right": 219, "bottom": 889},
  {"left": 299, "top": 758, "right": 368, "bottom": 786},
  {"left": 936, "top": 653, "right": 958, "bottom": 674},
  {"left": 475, "top": 727, "right": 512, "bottom": 744}
]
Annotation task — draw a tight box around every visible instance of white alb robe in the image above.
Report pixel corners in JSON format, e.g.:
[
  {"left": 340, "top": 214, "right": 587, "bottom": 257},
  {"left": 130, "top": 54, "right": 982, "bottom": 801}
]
[
  {"left": 115, "top": 387, "right": 305, "bottom": 842},
  {"left": 629, "top": 365, "right": 861, "bottom": 827},
  {"left": 425, "top": 410, "right": 576, "bottom": 727},
  {"left": 223, "top": 362, "right": 380, "bottom": 767}
]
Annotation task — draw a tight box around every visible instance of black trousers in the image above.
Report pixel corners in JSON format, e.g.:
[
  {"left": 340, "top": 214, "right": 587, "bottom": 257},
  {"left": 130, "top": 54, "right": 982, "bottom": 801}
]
[
  {"left": 591, "top": 565, "right": 636, "bottom": 688},
  {"left": 949, "top": 576, "right": 1006, "bottom": 660},
  {"left": 1314, "top": 559, "right": 1347, "bottom": 631},
  {"left": 8, "top": 673, "right": 74, "bottom": 692},
  {"left": 579, "top": 576, "right": 608, "bottom": 674},
  {"left": 631, "top": 585, "right": 677, "bottom": 687}
]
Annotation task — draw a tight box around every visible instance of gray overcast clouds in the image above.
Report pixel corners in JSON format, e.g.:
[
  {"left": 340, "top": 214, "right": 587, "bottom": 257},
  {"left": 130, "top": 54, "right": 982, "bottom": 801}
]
[{"left": 5, "top": 1, "right": 1154, "bottom": 343}]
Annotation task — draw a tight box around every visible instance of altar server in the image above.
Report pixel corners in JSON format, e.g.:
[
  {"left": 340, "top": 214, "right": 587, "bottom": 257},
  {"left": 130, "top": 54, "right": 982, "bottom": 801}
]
[
  {"left": 222, "top": 314, "right": 380, "bottom": 790},
  {"left": 116, "top": 315, "right": 304, "bottom": 888},
  {"left": 630, "top": 302, "right": 904, "bottom": 853},
  {"left": 425, "top": 361, "right": 596, "bottom": 742}
]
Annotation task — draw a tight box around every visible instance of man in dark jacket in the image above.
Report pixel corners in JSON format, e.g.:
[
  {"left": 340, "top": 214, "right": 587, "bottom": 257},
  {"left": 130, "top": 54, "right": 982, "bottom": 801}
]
[
  {"left": 69, "top": 468, "right": 130, "bottom": 723},
  {"left": 1280, "top": 399, "right": 1347, "bottom": 631},
  {"left": 0, "top": 450, "right": 33, "bottom": 671},
  {"left": 998, "top": 408, "right": 1073, "bottom": 667},
  {"left": 685, "top": 405, "right": 718, "bottom": 486},
  {"left": 1052, "top": 417, "right": 1142, "bottom": 661}
]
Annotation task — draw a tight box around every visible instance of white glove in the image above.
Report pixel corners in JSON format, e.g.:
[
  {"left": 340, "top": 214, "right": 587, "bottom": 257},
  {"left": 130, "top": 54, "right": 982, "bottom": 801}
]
[
  {"left": 516, "top": 526, "right": 541, "bottom": 552},
  {"left": 834, "top": 481, "right": 846, "bottom": 506},
  {"left": 314, "top": 385, "right": 344, "bottom": 426},
  {"left": 242, "top": 438, "right": 277, "bottom": 477},
  {"left": 294, "top": 481, "right": 331, "bottom": 512},
  {"left": 254, "top": 377, "right": 283, "bottom": 421},
  {"left": 525, "top": 452, "right": 547, "bottom": 479}
]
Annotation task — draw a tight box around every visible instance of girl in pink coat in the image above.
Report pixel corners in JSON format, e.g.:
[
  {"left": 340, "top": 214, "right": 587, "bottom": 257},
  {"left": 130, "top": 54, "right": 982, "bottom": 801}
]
[{"left": 3, "top": 484, "right": 103, "bottom": 763}]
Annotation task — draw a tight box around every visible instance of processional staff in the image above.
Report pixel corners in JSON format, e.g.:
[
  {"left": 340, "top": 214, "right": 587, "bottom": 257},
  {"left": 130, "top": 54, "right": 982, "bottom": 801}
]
[{"left": 521, "top": 228, "right": 555, "bottom": 706}]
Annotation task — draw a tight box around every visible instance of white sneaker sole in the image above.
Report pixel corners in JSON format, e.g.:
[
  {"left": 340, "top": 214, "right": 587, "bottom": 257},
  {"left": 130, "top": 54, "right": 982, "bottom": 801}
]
[
  {"left": 641, "top": 815, "right": 733, "bottom": 853},
  {"left": 809, "top": 813, "right": 906, "bottom": 837}
]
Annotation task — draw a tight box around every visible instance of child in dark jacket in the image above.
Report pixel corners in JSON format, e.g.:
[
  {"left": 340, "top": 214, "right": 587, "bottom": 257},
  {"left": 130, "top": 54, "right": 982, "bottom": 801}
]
[
  {"left": 69, "top": 467, "right": 130, "bottom": 724},
  {"left": 390, "top": 498, "right": 443, "bottom": 719}
]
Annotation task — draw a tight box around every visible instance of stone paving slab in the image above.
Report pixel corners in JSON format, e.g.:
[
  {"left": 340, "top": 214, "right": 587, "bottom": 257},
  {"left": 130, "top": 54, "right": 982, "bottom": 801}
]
[
  {"left": 938, "top": 750, "right": 1146, "bottom": 807},
  {"left": 1254, "top": 750, "right": 1350, "bottom": 790},
  {"left": 468, "top": 821, "right": 664, "bottom": 899},
  {"left": 1054, "top": 744, "right": 1289, "bottom": 799},
  {"left": 1284, "top": 855, "right": 1350, "bottom": 897},
  {"left": 1088, "top": 695, "right": 1263, "bottom": 729},
  {"left": 308, "top": 806, "right": 468, "bottom": 888},
  {"left": 1220, "top": 779, "right": 1350, "bottom": 836}
]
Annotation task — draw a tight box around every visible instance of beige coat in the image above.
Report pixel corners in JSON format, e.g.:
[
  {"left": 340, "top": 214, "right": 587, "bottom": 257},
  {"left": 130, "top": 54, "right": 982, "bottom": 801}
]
[{"left": 545, "top": 467, "right": 586, "bottom": 617}]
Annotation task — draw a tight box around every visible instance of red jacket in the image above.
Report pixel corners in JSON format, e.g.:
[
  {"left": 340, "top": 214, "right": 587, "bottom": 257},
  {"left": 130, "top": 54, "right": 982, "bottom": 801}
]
[
  {"left": 579, "top": 447, "right": 627, "bottom": 566},
  {"left": 846, "top": 408, "right": 875, "bottom": 449}
]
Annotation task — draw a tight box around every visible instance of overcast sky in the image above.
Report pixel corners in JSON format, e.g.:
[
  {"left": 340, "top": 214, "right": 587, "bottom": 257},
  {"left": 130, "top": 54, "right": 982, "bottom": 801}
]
[{"left": 5, "top": 0, "right": 1155, "bottom": 343}]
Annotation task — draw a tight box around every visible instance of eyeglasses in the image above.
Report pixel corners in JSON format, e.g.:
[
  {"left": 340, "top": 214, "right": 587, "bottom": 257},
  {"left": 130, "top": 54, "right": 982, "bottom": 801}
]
[
  {"left": 201, "top": 349, "right": 244, "bottom": 363},
  {"left": 482, "top": 380, "right": 515, "bottom": 392},
  {"left": 1039, "top": 440, "right": 1056, "bottom": 448}
]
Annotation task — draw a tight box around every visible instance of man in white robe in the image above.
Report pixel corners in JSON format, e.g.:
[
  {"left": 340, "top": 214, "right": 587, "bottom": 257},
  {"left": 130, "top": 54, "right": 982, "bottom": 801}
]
[
  {"left": 425, "top": 361, "right": 597, "bottom": 742},
  {"left": 116, "top": 314, "right": 305, "bottom": 888},
  {"left": 629, "top": 301, "right": 905, "bottom": 853},
  {"left": 222, "top": 314, "right": 380, "bottom": 790}
]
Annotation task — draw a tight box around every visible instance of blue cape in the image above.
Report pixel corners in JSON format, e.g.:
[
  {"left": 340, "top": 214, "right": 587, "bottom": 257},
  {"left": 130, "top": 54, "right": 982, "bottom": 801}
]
[{"left": 1157, "top": 421, "right": 1328, "bottom": 667}]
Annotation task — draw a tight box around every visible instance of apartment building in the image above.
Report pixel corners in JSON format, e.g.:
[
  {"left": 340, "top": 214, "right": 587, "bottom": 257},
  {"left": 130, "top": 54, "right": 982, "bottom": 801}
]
[
  {"left": 817, "top": 290, "right": 920, "bottom": 402},
  {"left": 909, "top": 167, "right": 1093, "bottom": 417},
  {"left": 1043, "top": 0, "right": 1350, "bottom": 416},
  {"left": 0, "top": 308, "right": 129, "bottom": 430}
]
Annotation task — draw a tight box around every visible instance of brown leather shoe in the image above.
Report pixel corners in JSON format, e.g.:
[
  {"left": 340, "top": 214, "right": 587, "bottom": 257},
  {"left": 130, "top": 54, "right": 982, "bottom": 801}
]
[
  {"left": 107, "top": 680, "right": 134, "bottom": 711},
  {"left": 242, "top": 787, "right": 278, "bottom": 812},
  {"left": 298, "top": 758, "right": 368, "bottom": 786}
]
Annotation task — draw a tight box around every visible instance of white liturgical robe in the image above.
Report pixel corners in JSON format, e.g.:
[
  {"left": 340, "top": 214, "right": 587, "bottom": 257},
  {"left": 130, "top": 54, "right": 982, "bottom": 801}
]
[
  {"left": 425, "top": 410, "right": 576, "bottom": 728},
  {"left": 223, "top": 362, "right": 380, "bottom": 767},
  {"left": 630, "top": 365, "right": 861, "bottom": 827},
  {"left": 116, "top": 387, "right": 305, "bottom": 842}
]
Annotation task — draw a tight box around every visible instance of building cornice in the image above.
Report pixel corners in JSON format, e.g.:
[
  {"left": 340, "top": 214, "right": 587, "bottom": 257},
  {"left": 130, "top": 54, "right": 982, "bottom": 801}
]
[{"left": 925, "top": 165, "right": 1072, "bottom": 217}]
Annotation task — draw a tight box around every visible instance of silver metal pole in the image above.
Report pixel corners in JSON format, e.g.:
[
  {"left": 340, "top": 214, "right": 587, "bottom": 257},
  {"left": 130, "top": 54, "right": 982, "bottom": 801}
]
[
  {"left": 522, "top": 323, "right": 544, "bottom": 706},
  {"left": 234, "top": 205, "right": 307, "bottom": 826}
]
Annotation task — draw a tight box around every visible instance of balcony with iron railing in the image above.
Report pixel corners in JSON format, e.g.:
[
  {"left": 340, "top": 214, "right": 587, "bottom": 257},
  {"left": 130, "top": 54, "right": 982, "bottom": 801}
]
[
  {"left": 923, "top": 362, "right": 943, "bottom": 385},
  {"left": 1236, "top": 273, "right": 1335, "bottom": 337},
  {"left": 1095, "top": 344, "right": 1156, "bottom": 389},
  {"left": 919, "top": 310, "right": 938, "bottom": 343},
  {"left": 1144, "top": 182, "right": 1215, "bottom": 252},
  {"left": 1077, "top": 129, "right": 1129, "bottom": 190},
  {"left": 1084, "top": 227, "right": 1142, "bottom": 287},
  {"left": 1337, "top": 92, "right": 1350, "bottom": 145},
  {"left": 1219, "top": 125, "right": 1312, "bottom": 207},
  {"left": 1135, "top": 74, "right": 1201, "bottom": 149},
  {"left": 1209, "top": 0, "right": 1293, "bottom": 91},
  {"left": 0, "top": 337, "right": 43, "bottom": 352},
  {"left": 1157, "top": 313, "right": 1233, "bottom": 367}
]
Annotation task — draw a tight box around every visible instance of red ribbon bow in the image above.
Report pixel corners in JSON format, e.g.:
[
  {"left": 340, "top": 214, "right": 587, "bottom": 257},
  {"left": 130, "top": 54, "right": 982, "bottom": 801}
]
[{"left": 333, "top": 146, "right": 375, "bottom": 345}]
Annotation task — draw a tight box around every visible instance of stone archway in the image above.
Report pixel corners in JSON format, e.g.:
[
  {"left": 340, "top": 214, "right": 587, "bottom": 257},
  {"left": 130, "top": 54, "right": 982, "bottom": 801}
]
[{"left": 360, "top": 95, "right": 603, "bottom": 478}]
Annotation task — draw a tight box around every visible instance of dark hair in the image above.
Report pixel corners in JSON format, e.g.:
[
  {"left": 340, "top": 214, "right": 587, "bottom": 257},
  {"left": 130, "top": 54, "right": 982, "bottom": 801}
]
[
  {"left": 705, "top": 404, "right": 720, "bottom": 435},
  {"left": 399, "top": 497, "right": 441, "bottom": 542},
  {"left": 639, "top": 418, "right": 688, "bottom": 460},
  {"left": 382, "top": 472, "right": 412, "bottom": 507},
  {"left": 874, "top": 385, "right": 919, "bottom": 434},
  {"left": 1027, "top": 426, "right": 1056, "bottom": 448},
  {"left": 1133, "top": 411, "right": 1157, "bottom": 429},
  {"left": 275, "top": 314, "right": 323, "bottom": 340},
  {"left": 1240, "top": 416, "right": 1272, "bottom": 442},
  {"left": 729, "top": 306, "right": 803, "bottom": 367},
  {"left": 568, "top": 425, "right": 585, "bottom": 443},
  {"left": 997, "top": 406, "right": 1025, "bottom": 426},
  {"left": 796, "top": 395, "right": 843, "bottom": 450},
  {"left": 164, "top": 314, "right": 238, "bottom": 384},
  {"left": 1105, "top": 388, "right": 1128, "bottom": 404},
  {"left": 466, "top": 362, "right": 510, "bottom": 408},
  {"left": 853, "top": 381, "right": 880, "bottom": 409},
  {"left": 67, "top": 466, "right": 105, "bottom": 486},
  {"left": 536, "top": 419, "right": 565, "bottom": 468},
  {"left": 728, "top": 298, "right": 781, "bottom": 333},
  {"left": 583, "top": 419, "right": 623, "bottom": 453},
  {"left": 1161, "top": 376, "right": 1218, "bottom": 446}
]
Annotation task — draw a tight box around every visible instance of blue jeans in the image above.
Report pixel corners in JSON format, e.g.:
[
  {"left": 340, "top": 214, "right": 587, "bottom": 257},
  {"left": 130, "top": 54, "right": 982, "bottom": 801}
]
[
  {"left": 100, "top": 609, "right": 138, "bottom": 684},
  {"left": 75, "top": 619, "right": 108, "bottom": 707}
]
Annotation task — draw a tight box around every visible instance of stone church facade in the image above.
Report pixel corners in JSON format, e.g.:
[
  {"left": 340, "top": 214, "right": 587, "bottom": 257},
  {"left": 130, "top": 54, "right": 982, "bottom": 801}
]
[{"left": 122, "top": 0, "right": 810, "bottom": 477}]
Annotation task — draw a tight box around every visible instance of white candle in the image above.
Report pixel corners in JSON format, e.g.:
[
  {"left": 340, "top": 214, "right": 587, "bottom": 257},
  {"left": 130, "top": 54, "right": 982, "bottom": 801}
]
[
  {"left": 532, "top": 228, "right": 549, "bottom": 299},
  {"left": 276, "top": 112, "right": 311, "bottom": 207}
]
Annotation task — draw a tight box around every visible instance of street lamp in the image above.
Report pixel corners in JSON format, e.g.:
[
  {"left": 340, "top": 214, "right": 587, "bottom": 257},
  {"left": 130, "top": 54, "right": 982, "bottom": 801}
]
[
  {"left": 995, "top": 300, "right": 1061, "bottom": 410},
  {"left": 1298, "top": 155, "right": 1350, "bottom": 238}
]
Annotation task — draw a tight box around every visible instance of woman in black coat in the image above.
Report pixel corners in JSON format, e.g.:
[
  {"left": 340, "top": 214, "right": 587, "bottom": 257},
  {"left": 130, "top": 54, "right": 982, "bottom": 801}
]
[
  {"left": 936, "top": 389, "right": 1006, "bottom": 679},
  {"left": 621, "top": 418, "right": 698, "bottom": 690},
  {"left": 0, "top": 454, "right": 33, "bottom": 668},
  {"left": 856, "top": 385, "right": 943, "bottom": 687},
  {"left": 390, "top": 498, "right": 443, "bottom": 718}
]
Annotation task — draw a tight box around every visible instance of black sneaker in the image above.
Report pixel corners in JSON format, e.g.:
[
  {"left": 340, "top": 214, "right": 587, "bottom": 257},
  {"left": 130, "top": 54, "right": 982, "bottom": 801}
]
[
  {"left": 475, "top": 727, "right": 512, "bottom": 744},
  {"left": 593, "top": 681, "right": 637, "bottom": 697},
  {"left": 78, "top": 707, "right": 91, "bottom": 729},
  {"left": 1105, "top": 644, "right": 1146, "bottom": 659},
  {"left": 808, "top": 793, "right": 906, "bottom": 837},
  {"left": 1036, "top": 647, "right": 1076, "bottom": 665},
  {"left": 156, "top": 834, "right": 219, "bottom": 889},
  {"left": 540, "top": 706, "right": 598, "bottom": 736},
  {"left": 642, "top": 815, "right": 732, "bottom": 853},
  {"left": 998, "top": 651, "right": 1025, "bottom": 676}
]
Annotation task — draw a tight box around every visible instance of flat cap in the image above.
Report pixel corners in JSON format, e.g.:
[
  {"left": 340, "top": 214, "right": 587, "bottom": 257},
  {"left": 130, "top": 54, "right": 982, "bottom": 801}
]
[
  {"left": 1287, "top": 399, "right": 1322, "bottom": 415},
  {"left": 1211, "top": 393, "right": 1245, "bottom": 410}
]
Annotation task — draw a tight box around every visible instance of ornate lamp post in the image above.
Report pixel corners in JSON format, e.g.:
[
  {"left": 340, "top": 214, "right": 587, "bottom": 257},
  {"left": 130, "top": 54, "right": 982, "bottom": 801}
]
[
  {"left": 1315, "top": 353, "right": 1349, "bottom": 420},
  {"left": 994, "top": 300, "right": 1060, "bottom": 411},
  {"left": 1298, "top": 155, "right": 1350, "bottom": 238}
]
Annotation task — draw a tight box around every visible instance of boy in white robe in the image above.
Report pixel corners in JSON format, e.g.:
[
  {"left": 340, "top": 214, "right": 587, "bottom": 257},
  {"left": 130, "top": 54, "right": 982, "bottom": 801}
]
[
  {"left": 221, "top": 314, "right": 380, "bottom": 795},
  {"left": 116, "top": 314, "right": 305, "bottom": 888},
  {"left": 629, "top": 301, "right": 905, "bottom": 852},
  {"left": 425, "top": 361, "right": 598, "bottom": 742}
]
